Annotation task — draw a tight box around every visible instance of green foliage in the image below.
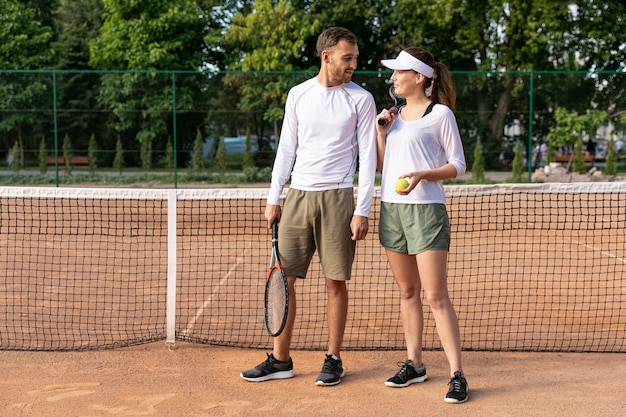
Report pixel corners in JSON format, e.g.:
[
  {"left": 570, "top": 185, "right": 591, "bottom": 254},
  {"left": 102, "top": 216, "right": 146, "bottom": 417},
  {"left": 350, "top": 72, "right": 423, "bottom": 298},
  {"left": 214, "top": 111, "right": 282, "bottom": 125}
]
[
  {"left": 225, "top": 0, "right": 322, "bottom": 130},
  {"left": 388, "top": 0, "right": 589, "bottom": 144},
  {"left": 88, "top": 133, "right": 98, "bottom": 175},
  {"left": 38, "top": 137, "right": 47, "bottom": 174},
  {"left": 53, "top": 0, "right": 104, "bottom": 152},
  {"left": 54, "top": 0, "right": 103, "bottom": 68},
  {"left": 226, "top": 0, "right": 319, "bottom": 72},
  {"left": 90, "top": 0, "right": 208, "bottom": 70},
  {"left": 113, "top": 136, "right": 124, "bottom": 175},
  {"left": 572, "top": 137, "right": 586, "bottom": 174},
  {"left": 546, "top": 140, "right": 555, "bottom": 164},
  {"left": 1, "top": 0, "right": 625, "bottom": 174},
  {"left": 547, "top": 107, "right": 609, "bottom": 172},
  {"left": 472, "top": 136, "right": 485, "bottom": 182},
  {"left": 0, "top": 164, "right": 276, "bottom": 187},
  {"left": 165, "top": 136, "right": 174, "bottom": 174},
  {"left": 603, "top": 137, "right": 617, "bottom": 177},
  {"left": 11, "top": 141, "right": 20, "bottom": 173},
  {"left": 0, "top": 0, "right": 54, "bottom": 69},
  {"left": 509, "top": 140, "right": 525, "bottom": 183},
  {"left": 89, "top": 0, "right": 210, "bottom": 170},
  {"left": 214, "top": 137, "right": 226, "bottom": 176},
  {"left": 548, "top": 107, "right": 608, "bottom": 149},
  {"left": 243, "top": 166, "right": 271, "bottom": 182},
  {"left": 140, "top": 138, "right": 152, "bottom": 170},
  {"left": 546, "top": 107, "right": 584, "bottom": 149},
  {"left": 389, "top": 0, "right": 567, "bottom": 72},
  {"left": 190, "top": 129, "right": 204, "bottom": 173},
  {"left": 0, "top": 0, "right": 54, "bottom": 159},
  {"left": 243, "top": 128, "right": 255, "bottom": 170},
  {"left": 62, "top": 133, "right": 74, "bottom": 174}
]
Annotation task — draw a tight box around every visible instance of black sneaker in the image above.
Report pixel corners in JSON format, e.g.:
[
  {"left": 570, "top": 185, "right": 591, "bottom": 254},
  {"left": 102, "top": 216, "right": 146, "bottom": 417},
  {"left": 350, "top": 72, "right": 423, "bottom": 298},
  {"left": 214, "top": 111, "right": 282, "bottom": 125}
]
[
  {"left": 240, "top": 353, "right": 294, "bottom": 382},
  {"left": 384, "top": 360, "right": 428, "bottom": 387},
  {"left": 444, "top": 371, "right": 469, "bottom": 403},
  {"left": 315, "top": 354, "right": 345, "bottom": 386}
]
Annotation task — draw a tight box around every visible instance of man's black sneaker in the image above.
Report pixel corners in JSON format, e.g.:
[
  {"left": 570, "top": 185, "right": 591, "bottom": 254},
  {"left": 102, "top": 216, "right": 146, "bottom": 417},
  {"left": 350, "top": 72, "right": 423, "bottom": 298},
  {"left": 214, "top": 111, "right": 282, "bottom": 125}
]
[
  {"left": 315, "top": 354, "right": 345, "bottom": 386},
  {"left": 384, "top": 360, "right": 428, "bottom": 387},
  {"left": 444, "top": 371, "right": 469, "bottom": 403},
  {"left": 240, "top": 353, "right": 294, "bottom": 382}
]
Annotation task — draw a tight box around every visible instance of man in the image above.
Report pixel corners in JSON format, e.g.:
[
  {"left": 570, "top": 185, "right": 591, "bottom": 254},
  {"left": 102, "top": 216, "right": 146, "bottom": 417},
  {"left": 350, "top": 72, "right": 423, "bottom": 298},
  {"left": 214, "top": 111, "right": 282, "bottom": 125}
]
[{"left": 240, "top": 27, "right": 377, "bottom": 386}]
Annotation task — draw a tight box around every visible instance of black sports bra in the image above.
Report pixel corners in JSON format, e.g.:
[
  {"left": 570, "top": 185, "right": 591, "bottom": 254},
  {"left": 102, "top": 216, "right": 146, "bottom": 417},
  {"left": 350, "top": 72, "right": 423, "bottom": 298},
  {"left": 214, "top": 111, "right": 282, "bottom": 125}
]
[
  {"left": 398, "top": 101, "right": 436, "bottom": 119},
  {"left": 423, "top": 101, "right": 436, "bottom": 117}
]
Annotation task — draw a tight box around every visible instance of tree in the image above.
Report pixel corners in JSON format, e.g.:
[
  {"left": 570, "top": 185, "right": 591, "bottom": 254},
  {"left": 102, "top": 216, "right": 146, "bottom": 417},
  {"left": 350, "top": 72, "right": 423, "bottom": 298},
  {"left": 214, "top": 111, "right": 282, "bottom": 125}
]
[
  {"left": 190, "top": 129, "right": 204, "bottom": 173},
  {"left": 18, "top": 1, "right": 60, "bottom": 30},
  {"left": 88, "top": 133, "right": 98, "bottom": 175},
  {"left": 1, "top": 0, "right": 624, "bottom": 174},
  {"left": 603, "top": 136, "right": 617, "bottom": 177},
  {"left": 113, "top": 135, "right": 124, "bottom": 175},
  {"left": 572, "top": 137, "right": 586, "bottom": 174},
  {"left": 0, "top": 0, "right": 54, "bottom": 168},
  {"left": 224, "top": 0, "right": 390, "bottom": 149},
  {"left": 386, "top": 0, "right": 626, "bottom": 157},
  {"left": 62, "top": 133, "right": 74, "bottom": 174},
  {"left": 472, "top": 136, "right": 485, "bottom": 182},
  {"left": 388, "top": 1, "right": 565, "bottom": 141},
  {"left": 38, "top": 136, "right": 48, "bottom": 174},
  {"left": 89, "top": 0, "right": 211, "bottom": 169},
  {"left": 225, "top": 0, "right": 322, "bottom": 144},
  {"left": 306, "top": 0, "right": 385, "bottom": 71},
  {"left": 509, "top": 140, "right": 525, "bottom": 183},
  {"left": 243, "top": 128, "right": 255, "bottom": 170},
  {"left": 547, "top": 107, "right": 608, "bottom": 172},
  {"left": 165, "top": 136, "right": 173, "bottom": 174},
  {"left": 214, "top": 137, "right": 226, "bottom": 177},
  {"left": 546, "top": 140, "right": 555, "bottom": 165},
  {"left": 10, "top": 141, "right": 20, "bottom": 173},
  {"left": 53, "top": 0, "right": 106, "bottom": 155}
]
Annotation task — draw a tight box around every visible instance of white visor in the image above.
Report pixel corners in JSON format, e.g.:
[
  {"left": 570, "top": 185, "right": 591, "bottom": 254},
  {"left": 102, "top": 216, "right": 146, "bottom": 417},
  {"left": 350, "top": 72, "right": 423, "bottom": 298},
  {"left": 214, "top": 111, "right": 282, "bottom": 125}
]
[{"left": 380, "top": 50, "right": 435, "bottom": 78}]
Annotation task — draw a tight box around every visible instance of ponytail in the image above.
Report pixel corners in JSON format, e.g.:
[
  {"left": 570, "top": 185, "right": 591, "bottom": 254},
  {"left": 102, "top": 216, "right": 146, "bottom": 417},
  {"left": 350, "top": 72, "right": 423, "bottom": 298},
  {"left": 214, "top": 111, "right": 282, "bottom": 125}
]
[
  {"left": 404, "top": 47, "right": 456, "bottom": 112},
  {"left": 430, "top": 62, "right": 456, "bottom": 112}
]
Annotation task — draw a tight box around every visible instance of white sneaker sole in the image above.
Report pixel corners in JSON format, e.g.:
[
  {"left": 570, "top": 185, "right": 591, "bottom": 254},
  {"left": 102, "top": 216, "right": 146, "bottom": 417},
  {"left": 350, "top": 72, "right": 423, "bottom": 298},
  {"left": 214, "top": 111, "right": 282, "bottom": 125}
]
[
  {"left": 315, "top": 371, "right": 346, "bottom": 386},
  {"left": 240, "top": 369, "right": 294, "bottom": 382},
  {"left": 444, "top": 395, "right": 469, "bottom": 404},
  {"left": 385, "top": 374, "right": 428, "bottom": 387}
]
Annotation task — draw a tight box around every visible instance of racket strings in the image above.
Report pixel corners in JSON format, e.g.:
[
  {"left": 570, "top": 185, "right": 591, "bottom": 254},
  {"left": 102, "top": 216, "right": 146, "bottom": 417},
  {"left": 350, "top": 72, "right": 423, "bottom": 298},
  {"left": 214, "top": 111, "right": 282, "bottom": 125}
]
[{"left": 265, "top": 268, "right": 288, "bottom": 335}]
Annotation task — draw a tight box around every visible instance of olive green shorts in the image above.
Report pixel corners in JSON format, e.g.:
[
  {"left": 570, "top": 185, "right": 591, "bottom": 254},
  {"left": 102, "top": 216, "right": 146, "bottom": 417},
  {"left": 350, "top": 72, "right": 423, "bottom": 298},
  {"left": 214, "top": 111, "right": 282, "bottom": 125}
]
[
  {"left": 278, "top": 188, "right": 356, "bottom": 281},
  {"left": 378, "top": 202, "right": 450, "bottom": 255}
]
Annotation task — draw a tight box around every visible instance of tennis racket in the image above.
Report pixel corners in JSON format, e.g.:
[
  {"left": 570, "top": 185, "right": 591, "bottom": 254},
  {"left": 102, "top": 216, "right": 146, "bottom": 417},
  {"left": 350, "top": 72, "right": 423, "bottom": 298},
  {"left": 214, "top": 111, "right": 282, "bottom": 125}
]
[
  {"left": 264, "top": 220, "right": 289, "bottom": 337},
  {"left": 378, "top": 85, "right": 400, "bottom": 126}
]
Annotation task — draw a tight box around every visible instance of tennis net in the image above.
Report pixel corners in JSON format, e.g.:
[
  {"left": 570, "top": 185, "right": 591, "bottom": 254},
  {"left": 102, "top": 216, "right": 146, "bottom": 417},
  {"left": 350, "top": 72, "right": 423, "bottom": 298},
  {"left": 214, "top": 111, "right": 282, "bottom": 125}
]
[{"left": 0, "top": 183, "right": 624, "bottom": 352}]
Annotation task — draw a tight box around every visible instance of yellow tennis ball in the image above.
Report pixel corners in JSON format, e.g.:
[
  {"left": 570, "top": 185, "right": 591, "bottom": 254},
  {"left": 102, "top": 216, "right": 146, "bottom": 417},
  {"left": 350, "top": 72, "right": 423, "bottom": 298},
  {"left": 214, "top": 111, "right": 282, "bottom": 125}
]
[{"left": 395, "top": 178, "right": 409, "bottom": 191}]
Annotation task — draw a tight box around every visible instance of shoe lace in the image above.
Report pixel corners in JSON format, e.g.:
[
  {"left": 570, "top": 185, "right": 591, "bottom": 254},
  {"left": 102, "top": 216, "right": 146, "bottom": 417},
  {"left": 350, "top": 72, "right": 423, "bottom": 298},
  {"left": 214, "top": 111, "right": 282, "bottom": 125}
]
[
  {"left": 321, "top": 355, "right": 338, "bottom": 373},
  {"left": 448, "top": 375, "right": 464, "bottom": 392},
  {"left": 261, "top": 353, "right": 275, "bottom": 368},
  {"left": 395, "top": 361, "right": 411, "bottom": 377}
]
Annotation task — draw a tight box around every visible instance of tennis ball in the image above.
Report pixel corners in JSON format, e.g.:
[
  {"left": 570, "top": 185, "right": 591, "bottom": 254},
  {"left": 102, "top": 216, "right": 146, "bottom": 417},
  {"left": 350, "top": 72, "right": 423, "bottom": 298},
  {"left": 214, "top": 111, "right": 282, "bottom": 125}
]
[{"left": 395, "top": 178, "right": 409, "bottom": 191}]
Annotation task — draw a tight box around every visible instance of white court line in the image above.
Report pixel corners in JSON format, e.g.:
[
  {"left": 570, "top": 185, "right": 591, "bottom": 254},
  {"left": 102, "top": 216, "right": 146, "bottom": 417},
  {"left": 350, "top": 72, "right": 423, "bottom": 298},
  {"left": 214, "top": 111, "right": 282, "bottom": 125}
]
[
  {"left": 567, "top": 237, "right": 626, "bottom": 264},
  {"left": 181, "top": 254, "right": 245, "bottom": 337}
]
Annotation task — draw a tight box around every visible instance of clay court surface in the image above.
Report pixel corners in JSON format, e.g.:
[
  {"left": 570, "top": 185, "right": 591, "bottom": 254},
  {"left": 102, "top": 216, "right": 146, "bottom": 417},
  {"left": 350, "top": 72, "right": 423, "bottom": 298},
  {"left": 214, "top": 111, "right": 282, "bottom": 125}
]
[
  {"left": 0, "top": 343, "right": 622, "bottom": 417},
  {"left": 1, "top": 180, "right": 624, "bottom": 416}
]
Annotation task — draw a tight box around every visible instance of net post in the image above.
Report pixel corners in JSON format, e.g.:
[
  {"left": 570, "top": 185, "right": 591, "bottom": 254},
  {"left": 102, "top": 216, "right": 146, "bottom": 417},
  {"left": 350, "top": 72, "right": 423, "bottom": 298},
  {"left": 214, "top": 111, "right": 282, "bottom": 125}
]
[{"left": 165, "top": 189, "right": 177, "bottom": 348}]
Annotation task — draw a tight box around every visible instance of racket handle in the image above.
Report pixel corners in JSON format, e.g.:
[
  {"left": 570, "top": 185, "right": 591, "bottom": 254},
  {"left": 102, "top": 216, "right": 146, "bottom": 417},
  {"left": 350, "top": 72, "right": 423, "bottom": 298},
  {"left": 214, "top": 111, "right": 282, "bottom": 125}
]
[{"left": 377, "top": 107, "right": 398, "bottom": 126}]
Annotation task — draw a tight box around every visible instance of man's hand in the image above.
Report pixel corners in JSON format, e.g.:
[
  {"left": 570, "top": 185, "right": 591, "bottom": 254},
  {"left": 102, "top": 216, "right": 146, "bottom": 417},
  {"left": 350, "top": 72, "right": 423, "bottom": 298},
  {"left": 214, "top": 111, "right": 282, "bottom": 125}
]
[
  {"left": 264, "top": 204, "right": 281, "bottom": 229},
  {"left": 350, "top": 215, "right": 369, "bottom": 241}
]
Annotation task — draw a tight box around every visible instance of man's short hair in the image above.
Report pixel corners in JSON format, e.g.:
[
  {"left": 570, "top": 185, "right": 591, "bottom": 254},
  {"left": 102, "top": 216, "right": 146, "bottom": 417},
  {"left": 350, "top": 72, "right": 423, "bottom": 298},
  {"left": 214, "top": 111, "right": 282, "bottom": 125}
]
[{"left": 316, "top": 27, "right": 357, "bottom": 56}]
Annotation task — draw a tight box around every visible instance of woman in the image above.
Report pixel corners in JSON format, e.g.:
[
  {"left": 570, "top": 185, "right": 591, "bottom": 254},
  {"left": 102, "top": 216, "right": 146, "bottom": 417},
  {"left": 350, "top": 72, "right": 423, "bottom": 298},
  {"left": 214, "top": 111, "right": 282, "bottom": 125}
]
[{"left": 376, "top": 47, "right": 468, "bottom": 404}]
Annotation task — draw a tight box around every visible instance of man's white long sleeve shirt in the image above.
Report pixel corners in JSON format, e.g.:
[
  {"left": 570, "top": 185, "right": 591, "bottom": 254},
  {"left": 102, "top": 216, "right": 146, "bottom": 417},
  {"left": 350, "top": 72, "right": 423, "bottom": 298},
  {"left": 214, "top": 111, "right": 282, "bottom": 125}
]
[{"left": 267, "top": 78, "right": 377, "bottom": 218}]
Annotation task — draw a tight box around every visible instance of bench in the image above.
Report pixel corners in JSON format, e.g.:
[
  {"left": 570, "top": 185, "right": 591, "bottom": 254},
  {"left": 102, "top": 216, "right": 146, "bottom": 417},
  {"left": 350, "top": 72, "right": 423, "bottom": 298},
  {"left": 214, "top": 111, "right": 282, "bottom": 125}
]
[
  {"left": 47, "top": 156, "right": 90, "bottom": 169},
  {"left": 553, "top": 152, "right": 594, "bottom": 167}
]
